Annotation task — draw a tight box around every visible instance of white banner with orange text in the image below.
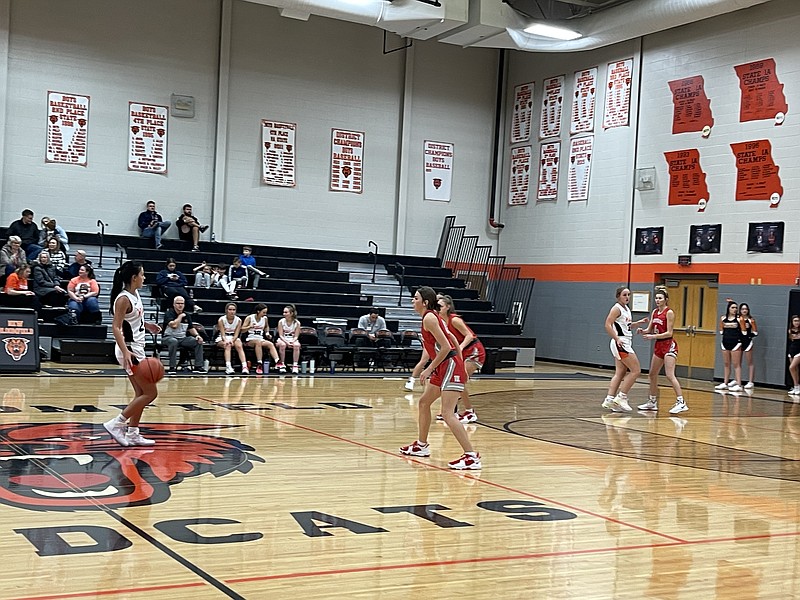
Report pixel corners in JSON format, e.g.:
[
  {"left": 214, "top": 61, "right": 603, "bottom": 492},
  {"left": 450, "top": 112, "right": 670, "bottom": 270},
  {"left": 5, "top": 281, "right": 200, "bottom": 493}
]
[
  {"left": 128, "top": 102, "right": 168, "bottom": 174},
  {"left": 46, "top": 91, "right": 89, "bottom": 166},
  {"left": 262, "top": 120, "right": 296, "bottom": 187},
  {"left": 424, "top": 140, "right": 453, "bottom": 202},
  {"left": 330, "top": 129, "right": 364, "bottom": 193}
]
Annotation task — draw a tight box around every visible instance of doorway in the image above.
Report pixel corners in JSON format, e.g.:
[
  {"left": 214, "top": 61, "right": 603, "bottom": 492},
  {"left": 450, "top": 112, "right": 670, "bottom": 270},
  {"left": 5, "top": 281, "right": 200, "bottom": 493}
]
[{"left": 663, "top": 276, "right": 718, "bottom": 381}]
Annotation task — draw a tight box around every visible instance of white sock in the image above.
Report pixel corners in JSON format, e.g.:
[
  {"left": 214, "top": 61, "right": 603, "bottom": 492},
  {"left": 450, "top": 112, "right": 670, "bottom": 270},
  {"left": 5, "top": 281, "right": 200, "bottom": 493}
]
[
  {"left": 677, "top": 396, "right": 684, "bottom": 404},
  {"left": 649, "top": 395, "right": 657, "bottom": 402},
  {"left": 226, "top": 362, "right": 232, "bottom": 368},
  {"left": 409, "top": 377, "right": 415, "bottom": 384}
]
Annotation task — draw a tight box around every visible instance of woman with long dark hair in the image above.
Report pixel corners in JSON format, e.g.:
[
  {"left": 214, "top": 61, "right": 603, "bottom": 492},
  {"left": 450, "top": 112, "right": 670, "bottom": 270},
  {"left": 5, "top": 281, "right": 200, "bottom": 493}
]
[
  {"left": 103, "top": 260, "right": 161, "bottom": 447},
  {"left": 738, "top": 303, "right": 758, "bottom": 389},
  {"left": 400, "top": 286, "right": 481, "bottom": 470}
]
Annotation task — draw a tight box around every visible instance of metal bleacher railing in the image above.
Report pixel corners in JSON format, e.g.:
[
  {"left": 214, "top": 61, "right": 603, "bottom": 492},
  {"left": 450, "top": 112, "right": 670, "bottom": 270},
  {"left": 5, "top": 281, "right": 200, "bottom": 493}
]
[{"left": 437, "top": 215, "right": 534, "bottom": 328}]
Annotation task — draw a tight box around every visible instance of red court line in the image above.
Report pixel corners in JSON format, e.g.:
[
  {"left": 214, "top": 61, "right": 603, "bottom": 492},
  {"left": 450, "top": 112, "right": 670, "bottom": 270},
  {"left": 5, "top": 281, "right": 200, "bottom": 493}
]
[
  {"left": 11, "top": 581, "right": 208, "bottom": 600},
  {"left": 17, "top": 530, "right": 800, "bottom": 598},
  {"left": 226, "top": 529, "right": 800, "bottom": 584},
  {"left": 195, "top": 396, "right": 687, "bottom": 543}
]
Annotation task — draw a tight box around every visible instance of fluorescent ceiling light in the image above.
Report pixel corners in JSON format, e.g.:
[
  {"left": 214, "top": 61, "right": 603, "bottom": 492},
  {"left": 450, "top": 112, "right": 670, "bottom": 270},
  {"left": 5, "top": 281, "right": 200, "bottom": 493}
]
[{"left": 523, "top": 23, "right": 581, "bottom": 41}]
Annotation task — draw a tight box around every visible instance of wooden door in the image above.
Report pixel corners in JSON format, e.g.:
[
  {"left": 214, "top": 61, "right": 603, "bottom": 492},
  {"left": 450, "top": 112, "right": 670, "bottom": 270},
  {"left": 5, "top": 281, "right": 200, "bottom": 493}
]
[{"left": 666, "top": 278, "right": 718, "bottom": 380}]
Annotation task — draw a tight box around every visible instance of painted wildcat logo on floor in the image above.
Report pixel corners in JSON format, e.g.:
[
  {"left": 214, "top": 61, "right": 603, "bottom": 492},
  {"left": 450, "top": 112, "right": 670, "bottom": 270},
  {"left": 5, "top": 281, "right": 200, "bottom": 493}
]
[{"left": 0, "top": 422, "right": 263, "bottom": 512}]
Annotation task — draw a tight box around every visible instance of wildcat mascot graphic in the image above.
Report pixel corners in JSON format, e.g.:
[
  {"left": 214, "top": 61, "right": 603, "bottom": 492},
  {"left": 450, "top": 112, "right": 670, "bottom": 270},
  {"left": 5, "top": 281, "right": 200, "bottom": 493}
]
[{"left": 0, "top": 422, "right": 263, "bottom": 511}]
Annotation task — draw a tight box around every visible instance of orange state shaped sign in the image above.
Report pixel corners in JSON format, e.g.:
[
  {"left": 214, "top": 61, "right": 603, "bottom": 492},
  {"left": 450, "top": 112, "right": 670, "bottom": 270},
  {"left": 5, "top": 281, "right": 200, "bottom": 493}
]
[
  {"left": 730, "top": 140, "right": 783, "bottom": 201},
  {"left": 668, "top": 75, "right": 714, "bottom": 134},
  {"left": 734, "top": 58, "right": 788, "bottom": 123},
  {"left": 664, "top": 149, "right": 708, "bottom": 206}
]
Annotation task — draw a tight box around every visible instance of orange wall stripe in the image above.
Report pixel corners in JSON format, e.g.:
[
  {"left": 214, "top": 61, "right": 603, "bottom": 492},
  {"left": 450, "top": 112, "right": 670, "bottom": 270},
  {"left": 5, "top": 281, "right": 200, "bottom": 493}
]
[{"left": 506, "top": 263, "right": 800, "bottom": 285}]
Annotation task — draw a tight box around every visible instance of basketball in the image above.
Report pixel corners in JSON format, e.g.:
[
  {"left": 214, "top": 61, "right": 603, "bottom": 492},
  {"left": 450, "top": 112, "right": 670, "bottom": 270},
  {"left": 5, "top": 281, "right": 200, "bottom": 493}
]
[{"left": 136, "top": 357, "right": 165, "bottom": 384}]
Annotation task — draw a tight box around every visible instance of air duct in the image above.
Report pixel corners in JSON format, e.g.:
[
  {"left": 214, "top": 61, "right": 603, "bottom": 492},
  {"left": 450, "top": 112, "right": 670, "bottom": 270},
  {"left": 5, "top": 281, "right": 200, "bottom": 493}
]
[{"left": 442, "top": 0, "right": 775, "bottom": 52}]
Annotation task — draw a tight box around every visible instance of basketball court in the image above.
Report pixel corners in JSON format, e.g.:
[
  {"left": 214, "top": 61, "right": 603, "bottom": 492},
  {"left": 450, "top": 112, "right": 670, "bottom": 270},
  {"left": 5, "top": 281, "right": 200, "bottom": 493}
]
[{"left": 1, "top": 365, "right": 798, "bottom": 598}]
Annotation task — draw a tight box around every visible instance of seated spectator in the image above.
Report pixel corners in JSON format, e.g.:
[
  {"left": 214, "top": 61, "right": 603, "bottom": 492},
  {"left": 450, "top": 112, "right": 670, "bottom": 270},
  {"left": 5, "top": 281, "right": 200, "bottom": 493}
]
[
  {"left": 242, "top": 303, "right": 280, "bottom": 374},
  {"left": 162, "top": 296, "right": 205, "bottom": 374},
  {"left": 176, "top": 203, "right": 208, "bottom": 252},
  {"left": 67, "top": 265, "right": 101, "bottom": 324},
  {"left": 239, "top": 246, "right": 267, "bottom": 289},
  {"left": 357, "top": 307, "right": 387, "bottom": 342},
  {"left": 276, "top": 304, "right": 301, "bottom": 374},
  {"left": 32, "top": 251, "right": 68, "bottom": 307},
  {"left": 39, "top": 216, "right": 70, "bottom": 252},
  {"left": 7, "top": 209, "right": 42, "bottom": 260},
  {"left": 192, "top": 261, "right": 214, "bottom": 288},
  {"left": 220, "top": 257, "right": 248, "bottom": 299},
  {"left": 46, "top": 238, "right": 69, "bottom": 277},
  {"left": 3, "top": 264, "right": 41, "bottom": 313},
  {"left": 216, "top": 302, "right": 248, "bottom": 375},
  {"left": 137, "top": 200, "right": 171, "bottom": 249},
  {"left": 156, "top": 258, "right": 200, "bottom": 313},
  {"left": 67, "top": 249, "right": 93, "bottom": 278},
  {"left": 1, "top": 235, "right": 27, "bottom": 276}
]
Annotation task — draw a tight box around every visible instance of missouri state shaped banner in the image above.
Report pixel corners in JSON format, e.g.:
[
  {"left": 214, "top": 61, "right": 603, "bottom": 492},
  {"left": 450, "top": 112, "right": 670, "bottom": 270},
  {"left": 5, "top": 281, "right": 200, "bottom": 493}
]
[
  {"left": 664, "top": 149, "right": 708, "bottom": 206},
  {"left": 734, "top": 58, "right": 788, "bottom": 123},
  {"left": 668, "top": 76, "right": 714, "bottom": 134},
  {"left": 730, "top": 140, "right": 783, "bottom": 202}
]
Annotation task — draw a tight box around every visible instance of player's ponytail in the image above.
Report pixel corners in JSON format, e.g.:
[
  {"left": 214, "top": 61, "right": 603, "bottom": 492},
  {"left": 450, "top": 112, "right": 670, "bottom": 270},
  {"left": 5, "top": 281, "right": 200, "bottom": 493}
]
[{"left": 109, "top": 260, "right": 144, "bottom": 315}]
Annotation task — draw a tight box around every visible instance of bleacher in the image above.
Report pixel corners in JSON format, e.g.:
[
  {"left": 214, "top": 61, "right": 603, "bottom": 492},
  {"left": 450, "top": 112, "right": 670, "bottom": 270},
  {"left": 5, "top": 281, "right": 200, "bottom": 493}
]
[{"left": 1, "top": 225, "right": 536, "bottom": 372}]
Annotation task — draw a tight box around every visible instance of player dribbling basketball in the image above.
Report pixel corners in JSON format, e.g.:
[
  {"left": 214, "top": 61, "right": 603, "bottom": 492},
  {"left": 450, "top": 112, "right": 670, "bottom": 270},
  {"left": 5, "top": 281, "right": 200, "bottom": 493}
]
[{"left": 103, "top": 260, "right": 162, "bottom": 447}]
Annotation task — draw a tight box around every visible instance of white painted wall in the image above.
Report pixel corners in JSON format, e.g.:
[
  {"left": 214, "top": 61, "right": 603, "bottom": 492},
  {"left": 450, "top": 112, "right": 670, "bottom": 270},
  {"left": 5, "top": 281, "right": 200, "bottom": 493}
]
[
  {"left": 0, "top": 0, "right": 501, "bottom": 257},
  {"left": 1, "top": 0, "right": 221, "bottom": 235},
  {"left": 499, "top": 0, "right": 800, "bottom": 269},
  {"left": 635, "top": 0, "right": 800, "bottom": 266},
  {"left": 499, "top": 40, "right": 641, "bottom": 265}
]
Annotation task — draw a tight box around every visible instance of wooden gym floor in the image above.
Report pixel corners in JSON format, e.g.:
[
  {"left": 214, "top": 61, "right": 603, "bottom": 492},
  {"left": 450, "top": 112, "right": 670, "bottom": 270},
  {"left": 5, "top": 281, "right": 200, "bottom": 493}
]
[{"left": 1, "top": 362, "right": 799, "bottom": 599}]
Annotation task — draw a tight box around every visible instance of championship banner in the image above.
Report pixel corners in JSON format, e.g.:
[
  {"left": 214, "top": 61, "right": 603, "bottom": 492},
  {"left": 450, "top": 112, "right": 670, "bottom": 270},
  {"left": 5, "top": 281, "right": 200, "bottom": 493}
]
[
  {"left": 128, "top": 102, "right": 167, "bottom": 174},
  {"left": 262, "top": 120, "right": 296, "bottom": 187},
  {"left": 508, "top": 145, "right": 532, "bottom": 206},
  {"left": 603, "top": 59, "right": 633, "bottom": 130},
  {"left": 734, "top": 58, "right": 788, "bottom": 123},
  {"left": 46, "top": 92, "right": 89, "bottom": 166},
  {"left": 664, "top": 149, "right": 709, "bottom": 206},
  {"left": 510, "top": 82, "right": 534, "bottom": 144},
  {"left": 730, "top": 140, "right": 783, "bottom": 202},
  {"left": 423, "top": 140, "right": 453, "bottom": 202},
  {"left": 567, "top": 136, "right": 593, "bottom": 202},
  {"left": 571, "top": 68, "right": 597, "bottom": 135},
  {"left": 537, "top": 141, "right": 560, "bottom": 201},
  {"left": 330, "top": 129, "right": 363, "bottom": 193},
  {"left": 539, "top": 75, "right": 564, "bottom": 139},
  {"left": 668, "top": 75, "right": 714, "bottom": 134}
]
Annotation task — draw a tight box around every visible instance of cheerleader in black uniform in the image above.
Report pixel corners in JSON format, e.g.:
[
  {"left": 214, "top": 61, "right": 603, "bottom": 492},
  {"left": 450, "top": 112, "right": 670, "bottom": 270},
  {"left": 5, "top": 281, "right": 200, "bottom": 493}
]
[
  {"left": 788, "top": 315, "right": 800, "bottom": 395},
  {"left": 738, "top": 303, "right": 758, "bottom": 389},
  {"left": 716, "top": 301, "right": 743, "bottom": 392}
]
